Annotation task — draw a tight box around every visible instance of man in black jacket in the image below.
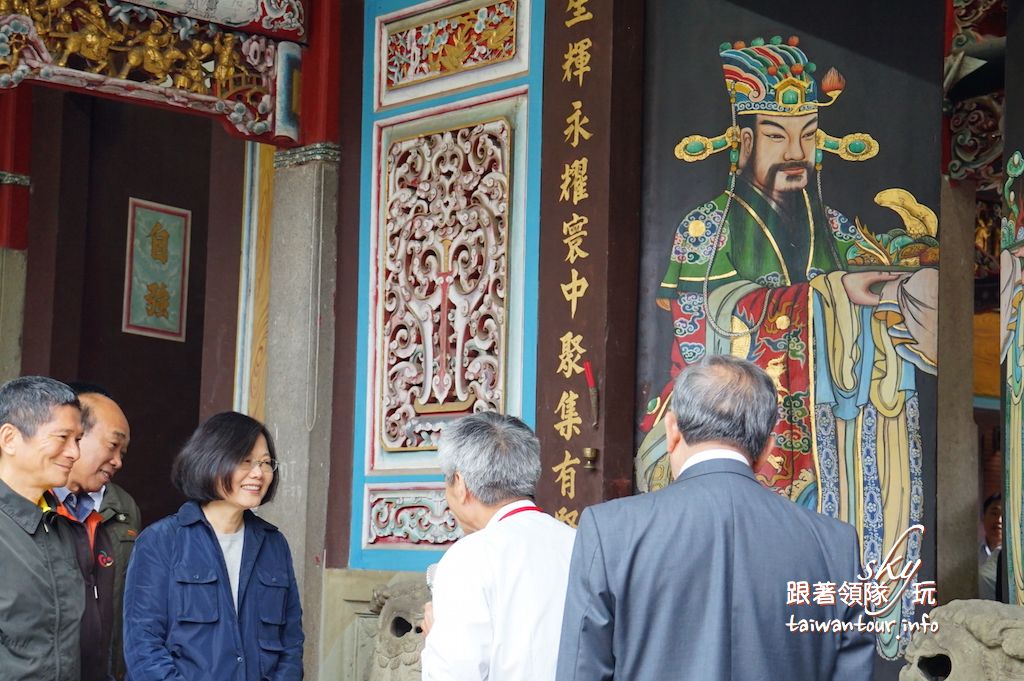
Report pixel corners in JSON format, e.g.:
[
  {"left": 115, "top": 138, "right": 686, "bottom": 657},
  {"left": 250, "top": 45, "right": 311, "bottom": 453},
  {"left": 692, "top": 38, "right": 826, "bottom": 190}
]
[
  {"left": 54, "top": 383, "right": 140, "bottom": 681},
  {"left": 0, "top": 376, "right": 85, "bottom": 681}
]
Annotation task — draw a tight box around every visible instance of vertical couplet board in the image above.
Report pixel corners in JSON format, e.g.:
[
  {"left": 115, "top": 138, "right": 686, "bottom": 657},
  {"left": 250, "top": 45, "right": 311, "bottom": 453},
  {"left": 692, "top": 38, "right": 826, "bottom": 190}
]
[
  {"left": 533, "top": 0, "right": 644, "bottom": 524},
  {"left": 634, "top": 0, "right": 941, "bottom": 670}
]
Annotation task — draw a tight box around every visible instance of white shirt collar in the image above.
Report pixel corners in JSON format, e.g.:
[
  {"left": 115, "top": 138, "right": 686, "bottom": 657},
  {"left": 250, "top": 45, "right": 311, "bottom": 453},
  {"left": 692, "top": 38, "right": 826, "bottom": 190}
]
[
  {"left": 89, "top": 486, "right": 106, "bottom": 511},
  {"left": 677, "top": 448, "right": 750, "bottom": 478},
  {"left": 485, "top": 499, "right": 537, "bottom": 529}
]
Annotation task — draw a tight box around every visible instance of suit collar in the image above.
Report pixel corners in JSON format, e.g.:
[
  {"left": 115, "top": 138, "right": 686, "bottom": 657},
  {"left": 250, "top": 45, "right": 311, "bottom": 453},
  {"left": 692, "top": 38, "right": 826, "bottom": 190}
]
[{"left": 675, "top": 457, "right": 758, "bottom": 485}]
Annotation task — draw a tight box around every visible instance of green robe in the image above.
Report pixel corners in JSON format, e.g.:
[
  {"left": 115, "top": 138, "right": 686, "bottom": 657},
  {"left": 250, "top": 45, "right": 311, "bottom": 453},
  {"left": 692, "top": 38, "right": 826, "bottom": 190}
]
[{"left": 658, "top": 177, "right": 860, "bottom": 296}]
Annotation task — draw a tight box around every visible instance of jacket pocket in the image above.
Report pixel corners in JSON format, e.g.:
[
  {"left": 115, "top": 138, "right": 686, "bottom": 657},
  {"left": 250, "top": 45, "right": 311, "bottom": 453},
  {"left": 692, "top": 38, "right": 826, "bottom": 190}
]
[
  {"left": 256, "top": 569, "right": 288, "bottom": 663},
  {"left": 255, "top": 569, "right": 287, "bottom": 625},
  {"left": 174, "top": 567, "right": 220, "bottom": 623},
  {"left": 256, "top": 570, "right": 288, "bottom": 678}
]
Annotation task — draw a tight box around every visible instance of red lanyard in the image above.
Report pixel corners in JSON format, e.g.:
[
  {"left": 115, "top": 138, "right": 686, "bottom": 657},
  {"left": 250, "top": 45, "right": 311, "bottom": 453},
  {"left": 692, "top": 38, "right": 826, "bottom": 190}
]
[{"left": 498, "top": 505, "right": 543, "bottom": 521}]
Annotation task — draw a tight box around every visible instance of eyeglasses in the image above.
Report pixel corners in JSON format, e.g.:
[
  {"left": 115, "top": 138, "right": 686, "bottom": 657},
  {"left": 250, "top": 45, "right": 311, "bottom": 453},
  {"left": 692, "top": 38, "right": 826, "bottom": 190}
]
[{"left": 240, "top": 459, "right": 279, "bottom": 474}]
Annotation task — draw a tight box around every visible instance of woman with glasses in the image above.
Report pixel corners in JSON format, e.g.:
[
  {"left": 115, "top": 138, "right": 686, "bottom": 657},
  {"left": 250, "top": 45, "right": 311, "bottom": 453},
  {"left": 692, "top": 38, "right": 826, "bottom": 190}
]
[{"left": 123, "top": 412, "right": 303, "bottom": 681}]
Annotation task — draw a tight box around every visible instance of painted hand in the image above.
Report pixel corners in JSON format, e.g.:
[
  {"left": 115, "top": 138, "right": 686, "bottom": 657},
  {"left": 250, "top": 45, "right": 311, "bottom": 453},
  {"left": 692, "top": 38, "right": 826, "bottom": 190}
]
[
  {"left": 841, "top": 270, "right": 907, "bottom": 306},
  {"left": 656, "top": 298, "right": 672, "bottom": 311}
]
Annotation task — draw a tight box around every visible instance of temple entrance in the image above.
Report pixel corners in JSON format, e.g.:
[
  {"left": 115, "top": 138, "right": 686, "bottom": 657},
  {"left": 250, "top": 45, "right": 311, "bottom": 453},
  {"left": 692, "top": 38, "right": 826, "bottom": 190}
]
[{"left": 21, "top": 89, "right": 244, "bottom": 524}]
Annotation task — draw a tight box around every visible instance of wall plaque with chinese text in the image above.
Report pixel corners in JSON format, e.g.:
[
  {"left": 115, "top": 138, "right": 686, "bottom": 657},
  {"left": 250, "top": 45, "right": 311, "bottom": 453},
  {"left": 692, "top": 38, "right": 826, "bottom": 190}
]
[{"left": 122, "top": 198, "right": 191, "bottom": 342}]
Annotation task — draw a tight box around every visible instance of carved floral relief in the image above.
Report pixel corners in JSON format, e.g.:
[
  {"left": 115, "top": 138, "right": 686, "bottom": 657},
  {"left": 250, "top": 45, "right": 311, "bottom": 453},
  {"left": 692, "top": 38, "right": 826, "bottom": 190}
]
[
  {"left": 385, "top": 0, "right": 516, "bottom": 92},
  {"left": 950, "top": 92, "right": 1004, "bottom": 194},
  {"left": 365, "top": 485, "right": 461, "bottom": 547},
  {"left": 376, "top": 117, "right": 511, "bottom": 454}
]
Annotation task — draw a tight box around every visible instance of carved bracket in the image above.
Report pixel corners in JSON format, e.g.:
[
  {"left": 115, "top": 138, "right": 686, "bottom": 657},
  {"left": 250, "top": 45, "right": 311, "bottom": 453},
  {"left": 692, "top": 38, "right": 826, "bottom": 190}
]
[{"left": 0, "top": 1, "right": 300, "bottom": 143}]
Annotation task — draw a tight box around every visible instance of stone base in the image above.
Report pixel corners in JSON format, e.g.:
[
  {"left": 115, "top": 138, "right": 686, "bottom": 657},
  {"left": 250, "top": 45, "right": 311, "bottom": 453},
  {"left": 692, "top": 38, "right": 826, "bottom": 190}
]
[
  {"left": 900, "top": 599, "right": 1024, "bottom": 680},
  {"left": 320, "top": 569, "right": 429, "bottom": 681}
]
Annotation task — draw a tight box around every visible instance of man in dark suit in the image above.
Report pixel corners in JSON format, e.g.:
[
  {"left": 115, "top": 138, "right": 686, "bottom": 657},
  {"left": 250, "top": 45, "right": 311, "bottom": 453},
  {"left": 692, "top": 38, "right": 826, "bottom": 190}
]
[{"left": 555, "top": 355, "right": 875, "bottom": 681}]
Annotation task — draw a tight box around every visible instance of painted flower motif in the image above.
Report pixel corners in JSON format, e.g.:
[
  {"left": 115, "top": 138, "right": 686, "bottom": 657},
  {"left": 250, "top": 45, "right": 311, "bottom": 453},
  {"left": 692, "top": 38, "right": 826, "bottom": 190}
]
[
  {"left": 228, "top": 101, "right": 249, "bottom": 124},
  {"left": 826, "top": 207, "right": 857, "bottom": 242},
  {"left": 678, "top": 342, "right": 706, "bottom": 363},
  {"left": 105, "top": 0, "right": 155, "bottom": 25},
  {"left": 416, "top": 24, "right": 432, "bottom": 46},
  {"left": 9, "top": 19, "right": 30, "bottom": 34},
  {"left": 0, "top": 43, "right": 10, "bottom": 59},
  {"left": 756, "top": 272, "right": 783, "bottom": 288},
  {"left": 1001, "top": 216, "right": 1014, "bottom": 249},
  {"left": 242, "top": 36, "right": 265, "bottom": 68},
  {"left": 677, "top": 292, "right": 705, "bottom": 317},
  {"left": 674, "top": 313, "right": 702, "bottom": 338},
  {"left": 172, "top": 16, "right": 195, "bottom": 40},
  {"left": 673, "top": 202, "right": 726, "bottom": 265}
]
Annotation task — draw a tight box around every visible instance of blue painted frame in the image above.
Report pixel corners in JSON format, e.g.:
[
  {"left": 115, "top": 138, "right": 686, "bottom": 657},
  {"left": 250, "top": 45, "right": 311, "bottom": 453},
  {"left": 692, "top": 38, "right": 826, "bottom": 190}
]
[{"left": 349, "top": 0, "right": 546, "bottom": 571}]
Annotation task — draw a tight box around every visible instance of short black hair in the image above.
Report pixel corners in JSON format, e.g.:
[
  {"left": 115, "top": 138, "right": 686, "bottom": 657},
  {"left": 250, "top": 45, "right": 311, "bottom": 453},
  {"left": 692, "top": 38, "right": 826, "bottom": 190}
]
[
  {"left": 0, "top": 376, "right": 80, "bottom": 438},
  {"left": 171, "top": 411, "right": 279, "bottom": 504},
  {"left": 983, "top": 493, "right": 1002, "bottom": 514},
  {"left": 67, "top": 382, "right": 115, "bottom": 434}
]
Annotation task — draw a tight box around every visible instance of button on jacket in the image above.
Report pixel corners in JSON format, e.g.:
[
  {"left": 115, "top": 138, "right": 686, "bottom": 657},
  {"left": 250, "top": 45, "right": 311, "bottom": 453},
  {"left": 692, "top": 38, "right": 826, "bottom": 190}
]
[
  {"left": 123, "top": 501, "right": 303, "bottom": 681},
  {"left": 0, "top": 479, "right": 86, "bottom": 681}
]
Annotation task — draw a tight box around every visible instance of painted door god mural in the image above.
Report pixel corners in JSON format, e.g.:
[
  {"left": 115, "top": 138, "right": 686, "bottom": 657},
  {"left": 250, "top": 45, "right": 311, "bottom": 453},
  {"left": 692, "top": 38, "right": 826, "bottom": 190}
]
[
  {"left": 999, "top": 149, "right": 1024, "bottom": 607},
  {"left": 636, "top": 35, "right": 938, "bottom": 658}
]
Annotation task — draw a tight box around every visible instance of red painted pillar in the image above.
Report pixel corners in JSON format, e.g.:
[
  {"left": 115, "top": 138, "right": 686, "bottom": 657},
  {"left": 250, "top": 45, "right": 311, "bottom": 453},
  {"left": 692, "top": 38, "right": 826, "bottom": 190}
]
[
  {"left": 299, "top": 0, "right": 341, "bottom": 145},
  {"left": 0, "top": 86, "right": 31, "bottom": 250}
]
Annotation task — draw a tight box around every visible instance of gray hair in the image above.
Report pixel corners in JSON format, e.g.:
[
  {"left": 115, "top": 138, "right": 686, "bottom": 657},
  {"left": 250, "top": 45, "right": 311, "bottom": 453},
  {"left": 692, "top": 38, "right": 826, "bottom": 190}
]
[
  {"left": 437, "top": 412, "right": 541, "bottom": 505},
  {"left": 670, "top": 355, "right": 778, "bottom": 459},
  {"left": 0, "top": 376, "right": 80, "bottom": 439}
]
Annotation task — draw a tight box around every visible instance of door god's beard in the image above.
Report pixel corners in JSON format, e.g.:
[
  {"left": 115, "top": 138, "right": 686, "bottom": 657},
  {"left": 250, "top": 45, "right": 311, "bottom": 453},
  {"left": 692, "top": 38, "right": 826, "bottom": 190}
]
[{"left": 768, "top": 161, "right": 814, "bottom": 190}]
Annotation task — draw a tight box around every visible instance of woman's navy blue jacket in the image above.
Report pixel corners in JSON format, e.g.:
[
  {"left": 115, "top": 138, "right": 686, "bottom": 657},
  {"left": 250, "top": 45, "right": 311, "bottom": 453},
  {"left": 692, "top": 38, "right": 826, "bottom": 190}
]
[{"left": 123, "top": 501, "right": 303, "bottom": 681}]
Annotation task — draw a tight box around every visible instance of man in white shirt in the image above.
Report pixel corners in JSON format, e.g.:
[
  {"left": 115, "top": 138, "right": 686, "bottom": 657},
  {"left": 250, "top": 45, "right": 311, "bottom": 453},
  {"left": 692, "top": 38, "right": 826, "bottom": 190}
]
[{"left": 421, "top": 412, "right": 576, "bottom": 681}]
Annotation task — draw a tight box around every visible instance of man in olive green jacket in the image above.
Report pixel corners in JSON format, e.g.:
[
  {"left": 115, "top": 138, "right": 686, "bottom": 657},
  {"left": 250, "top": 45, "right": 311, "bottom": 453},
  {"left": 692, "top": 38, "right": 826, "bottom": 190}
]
[
  {"left": 0, "top": 376, "right": 86, "bottom": 681},
  {"left": 56, "top": 384, "right": 141, "bottom": 681},
  {"left": 99, "top": 481, "right": 141, "bottom": 681}
]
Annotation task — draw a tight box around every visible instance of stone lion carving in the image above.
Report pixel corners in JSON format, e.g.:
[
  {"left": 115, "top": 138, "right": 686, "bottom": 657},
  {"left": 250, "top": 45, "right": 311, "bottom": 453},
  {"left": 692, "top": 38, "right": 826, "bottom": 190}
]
[
  {"left": 368, "top": 576, "right": 430, "bottom": 681},
  {"left": 900, "top": 600, "right": 1024, "bottom": 680}
]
